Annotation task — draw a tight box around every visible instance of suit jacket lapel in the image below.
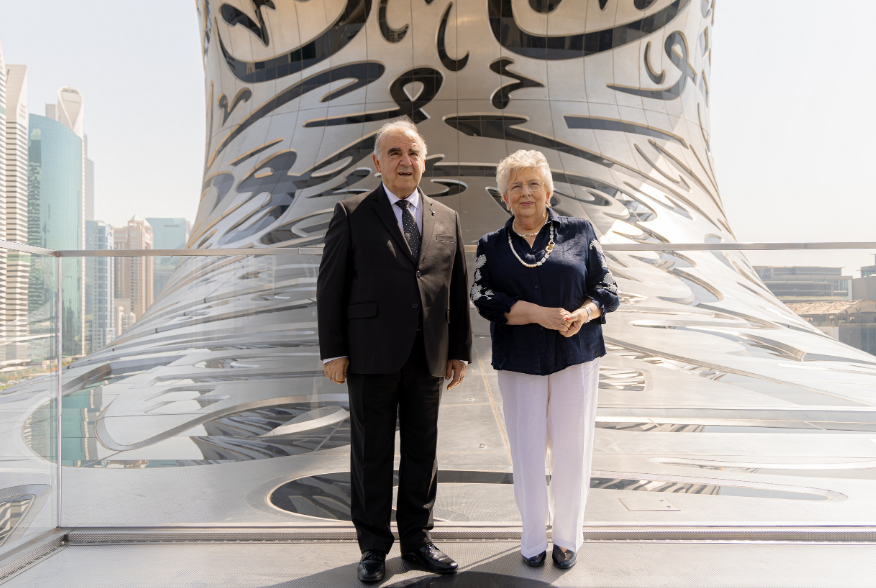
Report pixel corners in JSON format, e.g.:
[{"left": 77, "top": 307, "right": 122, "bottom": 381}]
[
  {"left": 371, "top": 184, "right": 417, "bottom": 266},
  {"left": 419, "top": 191, "right": 437, "bottom": 264}
]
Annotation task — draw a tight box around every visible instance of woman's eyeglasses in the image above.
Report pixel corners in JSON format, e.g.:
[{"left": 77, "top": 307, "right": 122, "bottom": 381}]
[{"left": 507, "top": 181, "right": 545, "bottom": 195}]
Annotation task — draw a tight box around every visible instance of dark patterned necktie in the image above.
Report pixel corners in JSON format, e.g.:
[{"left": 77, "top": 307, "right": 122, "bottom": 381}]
[{"left": 395, "top": 199, "right": 421, "bottom": 260}]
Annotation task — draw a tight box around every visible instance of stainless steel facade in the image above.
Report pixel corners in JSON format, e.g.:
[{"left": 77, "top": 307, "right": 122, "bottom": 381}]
[{"left": 184, "top": 0, "right": 876, "bottom": 411}]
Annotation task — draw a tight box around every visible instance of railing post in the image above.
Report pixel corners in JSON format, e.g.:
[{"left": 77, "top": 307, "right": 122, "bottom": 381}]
[{"left": 56, "top": 255, "right": 63, "bottom": 528}]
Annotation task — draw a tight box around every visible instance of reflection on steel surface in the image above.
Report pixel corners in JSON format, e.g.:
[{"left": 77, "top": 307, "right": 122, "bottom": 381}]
[
  {"left": 5, "top": 0, "right": 876, "bottom": 534},
  {"left": 0, "top": 485, "right": 51, "bottom": 548},
  {"left": 269, "top": 470, "right": 838, "bottom": 521},
  {"left": 0, "top": 497, "right": 35, "bottom": 547},
  {"left": 23, "top": 382, "right": 361, "bottom": 465}
]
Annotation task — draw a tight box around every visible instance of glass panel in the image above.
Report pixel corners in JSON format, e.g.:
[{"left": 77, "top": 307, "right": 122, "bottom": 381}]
[
  {"left": 582, "top": 246, "right": 876, "bottom": 522},
  {"left": 38, "top": 246, "right": 876, "bottom": 530},
  {"left": 0, "top": 251, "right": 58, "bottom": 556},
  {"left": 62, "top": 252, "right": 322, "bottom": 526}
]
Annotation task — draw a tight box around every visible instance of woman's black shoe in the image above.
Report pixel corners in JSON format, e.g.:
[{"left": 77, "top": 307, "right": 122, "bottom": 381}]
[
  {"left": 551, "top": 545, "right": 577, "bottom": 569},
  {"left": 357, "top": 550, "right": 386, "bottom": 583},
  {"left": 522, "top": 551, "right": 547, "bottom": 567}
]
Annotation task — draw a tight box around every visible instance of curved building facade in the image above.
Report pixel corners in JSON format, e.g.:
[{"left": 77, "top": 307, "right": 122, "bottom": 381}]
[{"left": 5, "top": 0, "right": 876, "bottom": 535}]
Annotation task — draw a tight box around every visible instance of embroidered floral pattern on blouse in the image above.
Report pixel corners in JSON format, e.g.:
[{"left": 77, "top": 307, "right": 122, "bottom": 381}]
[
  {"left": 470, "top": 284, "right": 494, "bottom": 302},
  {"left": 471, "top": 254, "right": 494, "bottom": 302},
  {"left": 590, "top": 239, "right": 619, "bottom": 295},
  {"left": 590, "top": 239, "right": 607, "bottom": 267}
]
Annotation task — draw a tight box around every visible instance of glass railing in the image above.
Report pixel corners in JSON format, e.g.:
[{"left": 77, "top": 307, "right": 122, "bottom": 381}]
[
  {"left": 0, "top": 243, "right": 59, "bottom": 559},
  {"left": 2, "top": 241, "right": 876, "bottom": 541}
]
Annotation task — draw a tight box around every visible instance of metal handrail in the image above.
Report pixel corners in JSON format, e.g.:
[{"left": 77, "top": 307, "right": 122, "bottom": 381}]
[
  {"left": 2, "top": 239, "right": 876, "bottom": 257},
  {"left": 0, "top": 240, "right": 59, "bottom": 256}
]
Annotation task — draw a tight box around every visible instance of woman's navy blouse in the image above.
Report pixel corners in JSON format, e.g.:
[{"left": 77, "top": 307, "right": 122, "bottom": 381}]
[{"left": 471, "top": 209, "right": 620, "bottom": 376}]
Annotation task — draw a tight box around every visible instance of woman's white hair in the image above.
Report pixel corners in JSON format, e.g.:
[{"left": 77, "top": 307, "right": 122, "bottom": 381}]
[
  {"left": 372, "top": 118, "right": 428, "bottom": 160},
  {"left": 496, "top": 149, "right": 554, "bottom": 197}
]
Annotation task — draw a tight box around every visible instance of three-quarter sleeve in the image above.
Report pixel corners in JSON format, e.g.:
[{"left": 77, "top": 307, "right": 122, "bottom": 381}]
[
  {"left": 585, "top": 236, "right": 620, "bottom": 324},
  {"left": 470, "top": 239, "right": 519, "bottom": 325}
]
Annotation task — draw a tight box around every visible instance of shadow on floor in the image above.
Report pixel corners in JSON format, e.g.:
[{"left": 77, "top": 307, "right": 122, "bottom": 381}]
[{"left": 263, "top": 550, "right": 563, "bottom": 588}]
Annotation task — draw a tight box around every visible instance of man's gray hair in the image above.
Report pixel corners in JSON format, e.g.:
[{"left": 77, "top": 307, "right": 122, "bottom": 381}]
[
  {"left": 372, "top": 118, "right": 428, "bottom": 160},
  {"left": 496, "top": 149, "right": 554, "bottom": 197}
]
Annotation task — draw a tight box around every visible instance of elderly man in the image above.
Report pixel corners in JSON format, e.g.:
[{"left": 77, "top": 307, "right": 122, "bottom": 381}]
[{"left": 317, "top": 119, "right": 472, "bottom": 583}]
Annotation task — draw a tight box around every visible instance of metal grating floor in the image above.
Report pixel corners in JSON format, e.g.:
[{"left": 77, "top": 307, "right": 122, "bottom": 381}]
[{"left": 5, "top": 540, "right": 876, "bottom": 587}]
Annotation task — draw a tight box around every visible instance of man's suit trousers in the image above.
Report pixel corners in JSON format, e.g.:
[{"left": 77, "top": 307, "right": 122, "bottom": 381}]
[{"left": 346, "top": 332, "right": 443, "bottom": 553}]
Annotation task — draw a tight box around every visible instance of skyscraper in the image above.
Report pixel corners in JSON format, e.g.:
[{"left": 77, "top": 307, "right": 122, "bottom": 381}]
[
  {"left": 114, "top": 216, "right": 153, "bottom": 325},
  {"left": 0, "top": 42, "right": 7, "bottom": 363},
  {"left": 145, "top": 217, "right": 188, "bottom": 299},
  {"left": 4, "top": 64, "right": 31, "bottom": 361},
  {"left": 27, "top": 112, "right": 84, "bottom": 356},
  {"left": 85, "top": 150, "right": 94, "bottom": 223},
  {"left": 29, "top": 87, "right": 91, "bottom": 357},
  {"left": 85, "top": 220, "right": 113, "bottom": 354}
]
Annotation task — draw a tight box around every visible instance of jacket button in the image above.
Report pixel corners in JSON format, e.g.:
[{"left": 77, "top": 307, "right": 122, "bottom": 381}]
[
  {"left": 417, "top": 270, "right": 422, "bottom": 278},
  {"left": 412, "top": 303, "right": 419, "bottom": 309}
]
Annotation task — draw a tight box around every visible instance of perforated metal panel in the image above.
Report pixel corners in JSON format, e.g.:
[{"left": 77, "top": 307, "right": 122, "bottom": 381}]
[{"left": 0, "top": 531, "right": 65, "bottom": 582}]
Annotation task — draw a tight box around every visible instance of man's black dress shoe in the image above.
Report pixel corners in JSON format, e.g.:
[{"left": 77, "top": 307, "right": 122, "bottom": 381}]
[
  {"left": 401, "top": 543, "right": 458, "bottom": 574},
  {"left": 522, "top": 551, "right": 546, "bottom": 567},
  {"left": 551, "top": 545, "right": 577, "bottom": 569},
  {"left": 357, "top": 550, "right": 386, "bottom": 583}
]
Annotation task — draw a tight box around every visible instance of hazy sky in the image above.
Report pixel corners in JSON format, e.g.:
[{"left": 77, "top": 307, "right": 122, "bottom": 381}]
[
  {"left": 1, "top": 1, "right": 873, "bottom": 274},
  {"left": 0, "top": 0, "right": 205, "bottom": 226}
]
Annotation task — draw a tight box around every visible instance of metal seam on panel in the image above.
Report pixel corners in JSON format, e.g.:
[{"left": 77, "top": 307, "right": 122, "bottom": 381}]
[{"left": 56, "top": 256, "right": 63, "bottom": 529}]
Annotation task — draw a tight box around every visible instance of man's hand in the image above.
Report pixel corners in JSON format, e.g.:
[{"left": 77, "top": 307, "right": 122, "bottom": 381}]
[
  {"left": 445, "top": 359, "right": 467, "bottom": 390},
  {"left": 324, "top": 357, "right": 350, "bottom": 384}
]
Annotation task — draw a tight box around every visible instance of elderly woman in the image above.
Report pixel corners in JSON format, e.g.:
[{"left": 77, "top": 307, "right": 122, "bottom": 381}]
[{"left": 471, "top": 150, "right": 619, "bottom": 569}]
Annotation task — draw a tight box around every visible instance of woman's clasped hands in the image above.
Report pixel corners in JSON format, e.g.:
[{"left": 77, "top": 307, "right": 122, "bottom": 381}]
[
  {"left": 532, "top": 306, "right": 572, "bottom": 332},
  {"left": 532, "top": 304, "right": 598, "bottom": 337},
  {"left": 504, "top": 300, "right": 600, "bottom": 337}
]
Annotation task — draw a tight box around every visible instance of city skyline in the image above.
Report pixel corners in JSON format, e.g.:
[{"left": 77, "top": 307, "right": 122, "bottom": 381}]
[{"left": 0, "top": 0, "right": 203, "bottom": 231}]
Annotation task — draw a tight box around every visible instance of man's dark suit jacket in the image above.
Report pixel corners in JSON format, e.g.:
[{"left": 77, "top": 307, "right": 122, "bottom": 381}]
[{"left": 317, "top": 184, "right": 472, "bottom": 377}]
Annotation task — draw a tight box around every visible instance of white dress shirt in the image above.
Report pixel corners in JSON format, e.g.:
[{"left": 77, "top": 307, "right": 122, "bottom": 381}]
[{"left": 383, "top": 184, "right": 424, "bottom": 234}]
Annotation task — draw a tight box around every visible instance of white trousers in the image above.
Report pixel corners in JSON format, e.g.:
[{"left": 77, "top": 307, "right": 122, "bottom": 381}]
[{"left": 498, "top": 359, "right": 600, "bottom": 557}]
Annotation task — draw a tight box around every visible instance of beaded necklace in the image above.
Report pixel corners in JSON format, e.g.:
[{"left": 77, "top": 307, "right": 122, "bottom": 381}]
[
  {"left": 508, "top": 222, "right": 555, "bottom": 268},
  {"left": 511, "top": 211, "right": 548, "bottom": 238}
]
